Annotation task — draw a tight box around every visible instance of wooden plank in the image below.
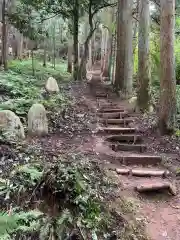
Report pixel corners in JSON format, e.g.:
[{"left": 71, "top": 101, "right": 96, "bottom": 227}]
[
  {"left": 99, "top": 118, "right": 136, "bottom": 125},
  {"left": 98, "top": 108, "right": 125, "bottom": 113},
  {"left": 135, "top": 182, "right": 176, "bottom": 195},
  {"left": 105, "top": 134, "right": 142, "bottom": 143},
  {"left": 112, "top": 143, "right": 146, "bottom": 153},
  {"left": 97, "top": 111, "right": 128, "bottom": 119},
  {"left": 116, "top": 168, "right": 130, "bottom": 175},
  {"left": 131, "top": 169, "right": 170, "bottom": 177},
  {"left": 122, "top": 154, "right": 162, "bottom": 165},
  {"left": 99, "top": 127, "right": 136, "bottom": 134}
]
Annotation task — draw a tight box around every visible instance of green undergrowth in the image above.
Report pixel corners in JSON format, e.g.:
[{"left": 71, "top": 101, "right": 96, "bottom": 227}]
[
  {"left": 0, "top": 60, "right": 71, "bottom": 119},
  {"left": 0, "top": 153, "right": 148, "bottom": 240},
  {"left": 0, "top": 154, "right": 121, "bottom": 239},
  {"left": 8, "top": 59, "right": 71, "bottom": 82}
]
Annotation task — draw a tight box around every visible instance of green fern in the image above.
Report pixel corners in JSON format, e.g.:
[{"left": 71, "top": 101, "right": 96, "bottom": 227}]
[
  {"left": 0, "top": 212, "right": 18, "bottom": 235},
  {"left": 12, "top": 164, "right": 43, "bottom": 181},
  {"left": 0, "top": 210, "right": 44, "bottom": 238}
]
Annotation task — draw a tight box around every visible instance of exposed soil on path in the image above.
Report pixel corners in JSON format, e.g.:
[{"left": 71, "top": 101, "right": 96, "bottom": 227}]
[
  {"left": 1, "top": 63, "right": 180, "bottom": 239},
  {"left": 64, "top": 65, "right": 180, "bottom": 240}
]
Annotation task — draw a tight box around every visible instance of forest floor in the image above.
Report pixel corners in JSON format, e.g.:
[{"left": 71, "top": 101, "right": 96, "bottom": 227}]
[
  {"left": 1, "top": 61, "right": 180, "bottom": 239},
  {"left": 82, "top": 65, "right": 180, "bottom": 240},
  {"left": 58, "top": 64, "right": 180, "bottom": 240}
]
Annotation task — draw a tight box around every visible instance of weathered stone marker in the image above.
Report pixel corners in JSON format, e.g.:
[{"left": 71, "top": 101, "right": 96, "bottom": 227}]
[
  {"left": 28, "top": 103, "right": 48, "bottom": 136},
  {"left": 0, "top": 110, "right": 25, "bottom": 140},
  {"left": 45, "top": 77, "right": 59, "bottom": 93}
]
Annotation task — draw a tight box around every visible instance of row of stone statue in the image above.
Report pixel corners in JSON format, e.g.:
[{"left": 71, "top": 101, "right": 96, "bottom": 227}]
[{"left": 0, "top": 77, "right": 60, "bottom": 141}]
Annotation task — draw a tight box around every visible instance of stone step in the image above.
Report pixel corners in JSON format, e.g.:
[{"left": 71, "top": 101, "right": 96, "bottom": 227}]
[
  {"left": 122, "top": 154, "right": 162, "bottom": 165},
  {"left": 99, "top": 117, "right": 136, "bottom": 125},
  {"left": 99, "top": 127, "right": 136, "bottom": 134},
  {"left": 111, "top": 143, "right": 146, "bottom": 153},
  {"left": 105, "top": 134, "right": 143, "bottom": 143},
  {"left": 115, "top": 168, "right": 170, "bottom": 177},
  {"left": 135, "top": 182, "right": 177, "bottom": 195},
  {"left": 97, "top": 111, "right": 128, "bottom": 119}
]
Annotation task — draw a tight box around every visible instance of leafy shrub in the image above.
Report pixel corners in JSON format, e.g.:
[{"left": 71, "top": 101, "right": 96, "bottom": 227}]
[
  {"left": 0, "top": 60, "right": 71, "bottom": 118},
  {"left": 0, "top": 99, "right": 36, "bottom": 117},
  {"left": 0, "top": 157, "right": 122, "bottom": 239},
  {"left": 8, "top": 60, "right": 70, "bottom": 82}
]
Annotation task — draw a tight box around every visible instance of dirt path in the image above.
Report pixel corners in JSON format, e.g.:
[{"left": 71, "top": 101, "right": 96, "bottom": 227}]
[{"left": 76, "top": 64, "right": 180, "bottom": 240}]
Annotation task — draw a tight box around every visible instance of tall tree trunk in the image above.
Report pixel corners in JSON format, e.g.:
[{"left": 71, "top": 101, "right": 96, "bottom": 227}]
[
  {"left": 78, "top": 28, "right": 95, "bottom": 80},
  {"left": 67, "top": 37, "right": 72, "bottom": 73},
  {"left": 78, "top": 41, "right": 80, "bottom": 64},
  {"left": 158, "top": 0, "right": 176, "bottom": 134},
  {"left": 31, "top": 50, "right": 35, "bottom": 76},
  {"left": 112, "top": 30, "right": 117, "bottom": 84},
  {"left": 92, "top": 32, "right": 96, "bottom": 63},
  {"left": 17, "top": 33, "right": 23, "bottom": 59},
  {"left": 73, "top": 0, "right": 79, "bottom": 80},
  {"left": 114, "top": 0, "right": 133, "bottom": 97},
  {"left": 88, "top": 39, "right": 92, "bottom": 70},
  {"left": 102, "top": 29, "right": 110, "bottom": 79},
  {"left": 133, "top": 0, "right": 139, "bottom": 55},
  {"left": 2, "top": 0, "right": 8, "bottom": 70},
  {"left": 137, "top": 0, "right": 150, "bottom": 112},
  {"left": 53, "top": 24, "right": 56, "bottom": 69},
  {"left": 78, "top": 41, "right": 88, "bottom": 79},
  {"left": 101, "top": 27, "right": 105, "bottom": 72},
  {"left": 43, "top": 40, "right": 47, "bottom": 67}
]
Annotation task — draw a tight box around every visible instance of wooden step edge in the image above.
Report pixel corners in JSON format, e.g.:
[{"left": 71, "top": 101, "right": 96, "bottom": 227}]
[
  {"left": 105, "top": 134, "right": 143, "bottom": 143},
  {"left": 97, "top": 111, "right": 129, "bottom": 119},
  {"left": 101, "top": 127, "right": 136, "bottom": 131},
  {"left": 98, "top": 127, "right": 136, "bottom": 134},
  {"left": 98, "top": 118, "right": 136, "bottom": 124},
  {"left": 122, "top": 155, "right": 162, "bottom": 165},
  {"left": 135, "top": 182, "right": 177, "bottom": 195},
  {"left": 116, "top": 168, "right": 130, "bottom": 175},
  {"left": 131, "top": 169, "right": 170, "bottom": 177},
  {"left": 97, "top": 112, "right": 125, "bottom": 117},
  {"left": 115, "top": 168, "right": 169, "bottom": 177},
  {"left": 98, "top": 108, "right": 125, "bottom": 113},
  {"left": 111, "top": 143, "right": 147, "bottom": 153},
  {"left": 95, "top": 93, "right": 108, "bottom": 98}
]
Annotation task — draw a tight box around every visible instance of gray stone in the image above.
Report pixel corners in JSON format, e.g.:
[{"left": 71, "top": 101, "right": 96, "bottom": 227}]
[
  {"left": 0, "top": 110, "right": 25, "bottom": 140},
  {"left": 45, "top": 77, "right": 59, "bottom": 93},
  {"left": 28, "top": 104, "right": 48, "bottom": 136}
]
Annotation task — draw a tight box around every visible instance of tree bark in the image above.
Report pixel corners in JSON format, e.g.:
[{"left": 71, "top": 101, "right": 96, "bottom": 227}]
[
  {"left": 53, "top": 24, "right": 56, "bottom": 69},
  {"left": 91, "top": 32, "right": 95, "bottom": 64},
  {"left": 133, "top": 0, "right": 139, "bottom": 55},
  {"left": 73, "top": 0, "right": 79, "bottom": 80},
  {"left": 114, "top": 0, "right": 133, "bottom": 97},
  {"left": 88, "top": 39, "right": 92, "bottom": 70},
  {"left": 67, "top": 38, "right": 73, "bottom": 73},
  {"left": 31, "top": 50, "right": 35, "bottom": 76},
  {"left": 112, "top": 31, "right": 117, "bottom": 84},
  {"left": 158, "top": 0, "right": 176, "bottom": 134},
  {"left": 102, "top": 29, "right": 110, "bottom": 79},
  {"left": 137, "top": 0, "right": 150, "bottom": 112},
  {"left": 2, "top": 0, "right": 8, "bottom": 70},
  {"left": 43, "top": 40, "right": 47, "bottom": 67},
  {"left": 17, "top": 33, "right": 23, "bottom": 59},
  {"left": 101, "top": 26, "right": 105, "bottom": 72},
  {"left": 78, "top": 1, "right": 96, "bottom": 80},
  {"left": 78, "top": 28, "right": 95, "bottom": 80}
]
